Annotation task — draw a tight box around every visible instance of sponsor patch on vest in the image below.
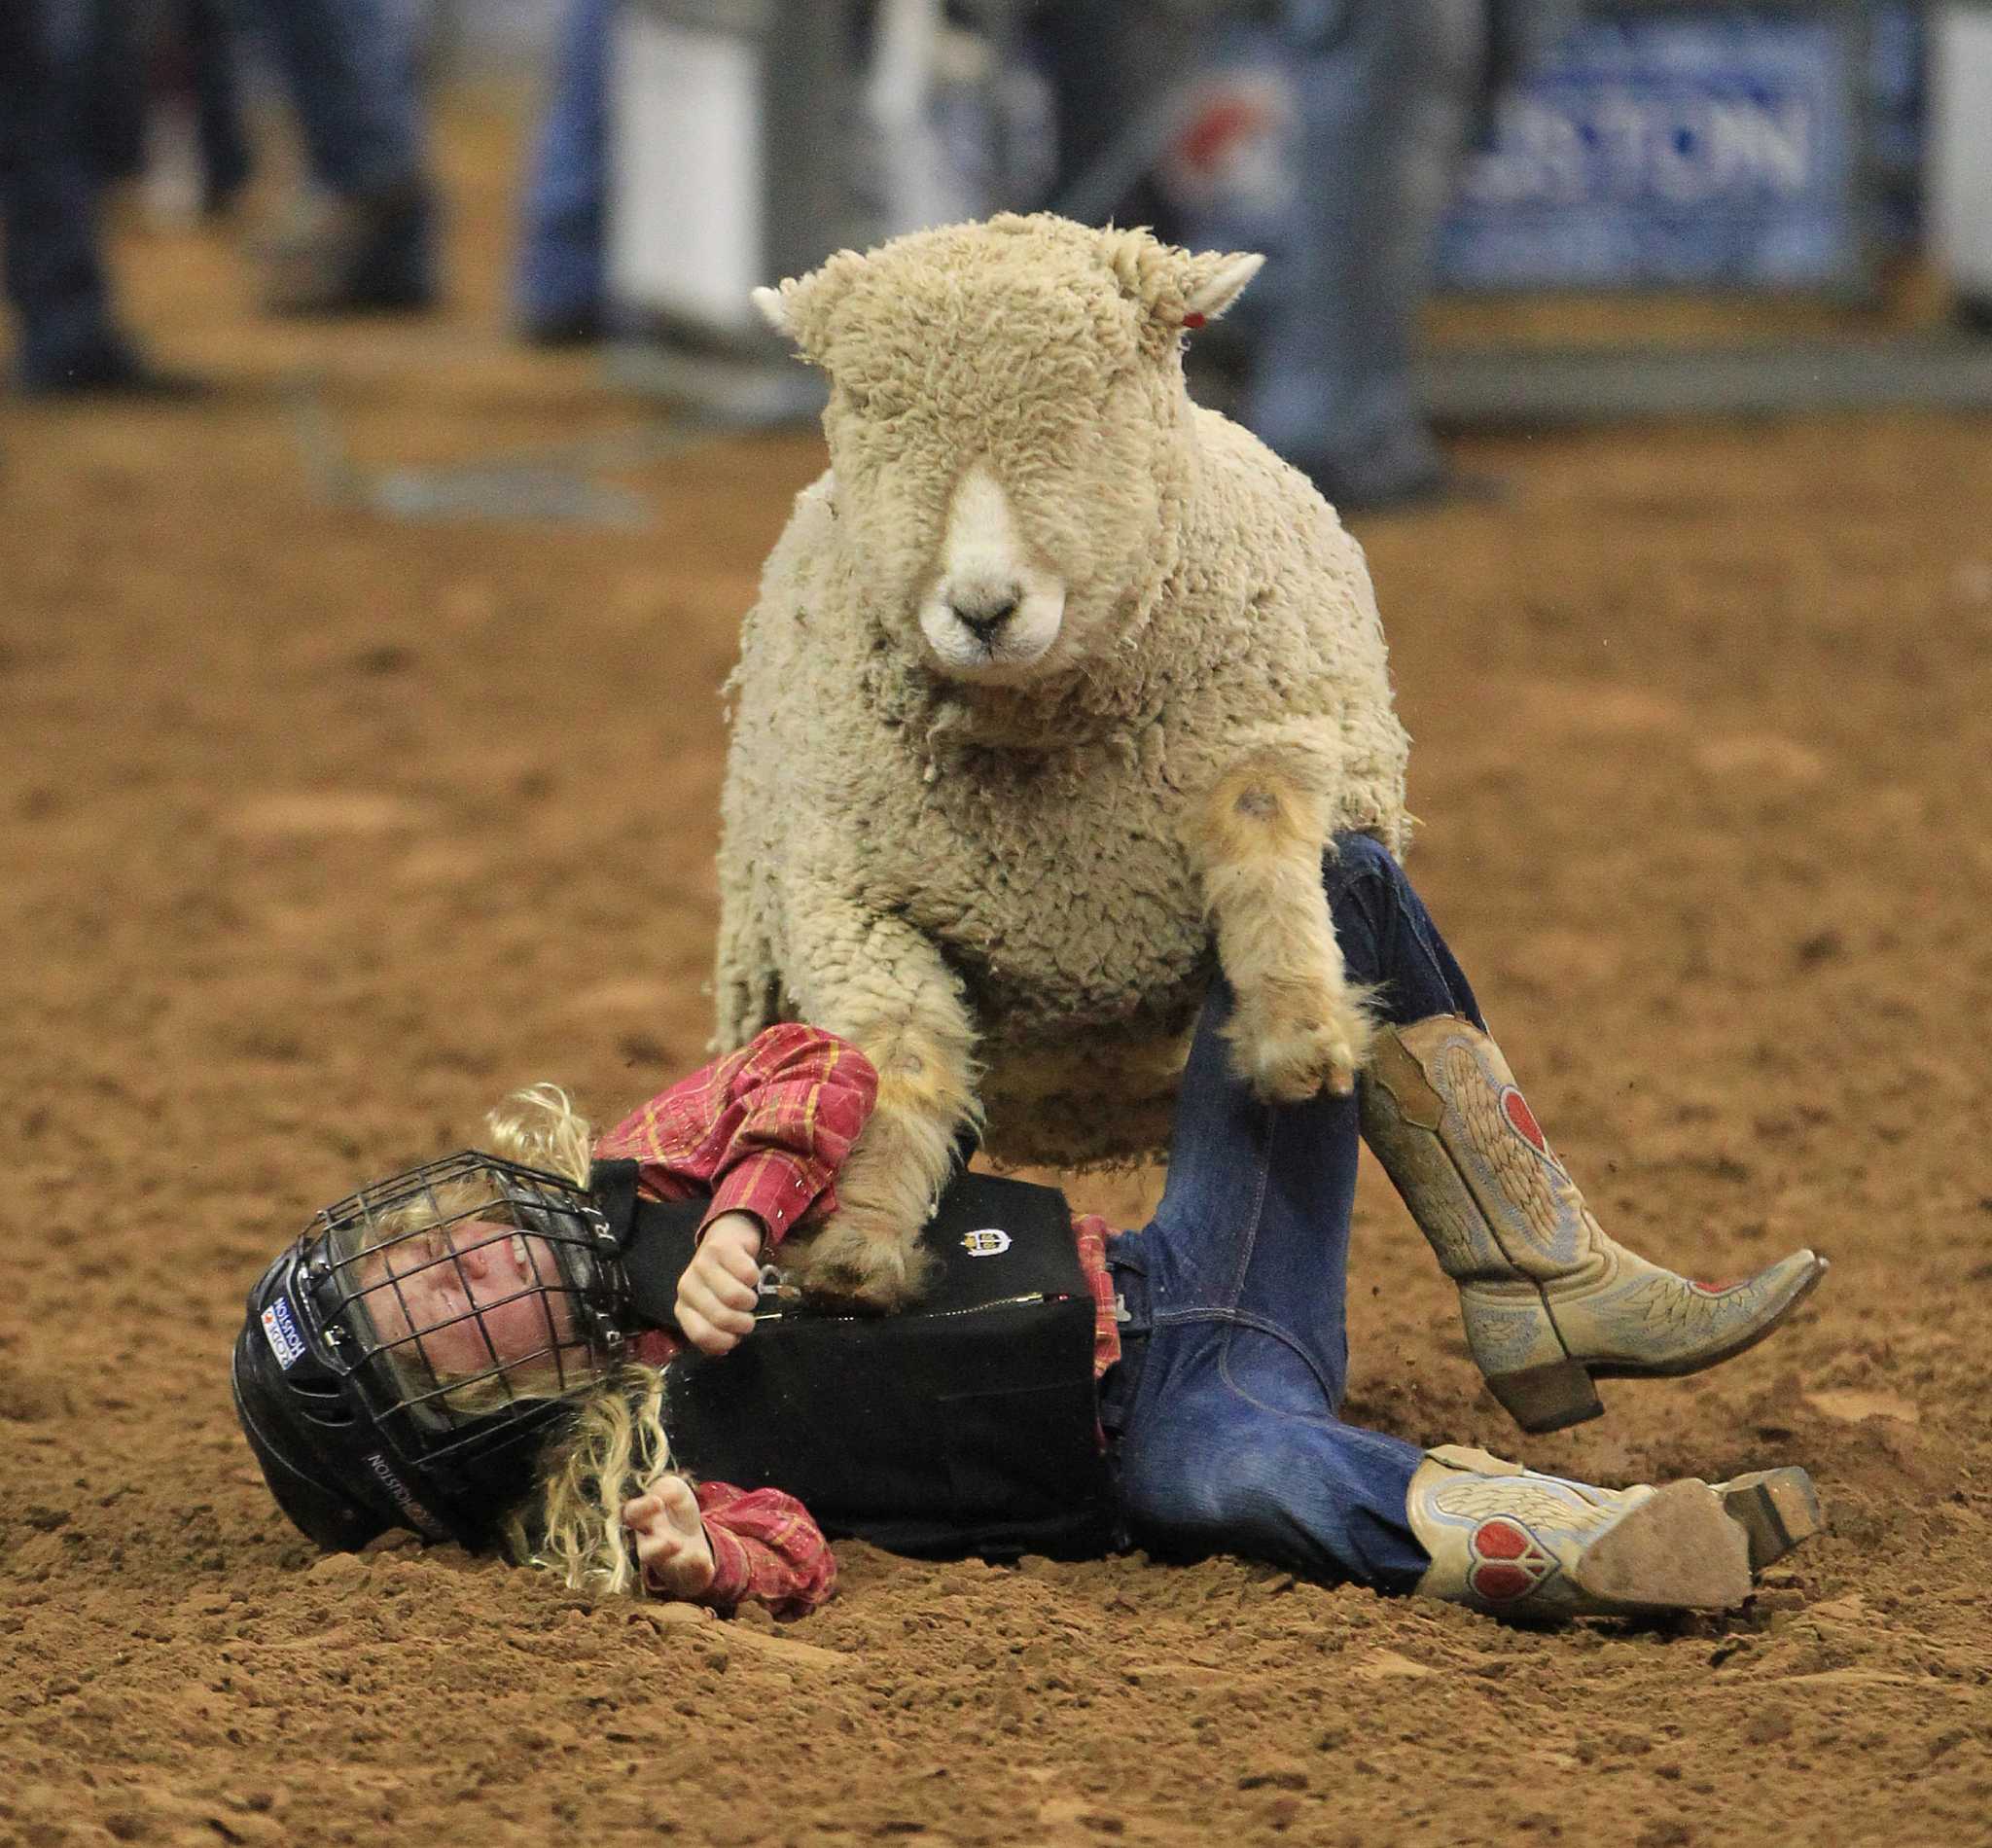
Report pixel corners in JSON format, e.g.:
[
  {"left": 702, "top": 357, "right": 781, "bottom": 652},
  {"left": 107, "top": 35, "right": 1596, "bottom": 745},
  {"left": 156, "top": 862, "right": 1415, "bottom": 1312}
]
[
  {"left": 261, "top": 1297, "right": 307, "bottom": 1369},
  {"left": 961, "top": 1227, "right": 1012, "bottom": 1257}
]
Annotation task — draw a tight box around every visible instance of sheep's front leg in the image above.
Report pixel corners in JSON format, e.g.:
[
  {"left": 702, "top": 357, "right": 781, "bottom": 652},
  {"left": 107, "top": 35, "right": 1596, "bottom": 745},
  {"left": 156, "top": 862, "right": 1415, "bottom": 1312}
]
[
  {"left": 782, "top": 898, "right": 979, "bottom": 1310},
  {"left": 1182, "top": 751, "right": 1376, "bottom": 1101}
]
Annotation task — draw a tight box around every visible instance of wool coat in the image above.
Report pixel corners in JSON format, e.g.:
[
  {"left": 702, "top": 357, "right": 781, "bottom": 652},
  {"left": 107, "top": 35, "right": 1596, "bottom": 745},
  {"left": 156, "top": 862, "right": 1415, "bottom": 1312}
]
[{"left": 716, "top": 214, "right": 1409, "bottom": 1171}]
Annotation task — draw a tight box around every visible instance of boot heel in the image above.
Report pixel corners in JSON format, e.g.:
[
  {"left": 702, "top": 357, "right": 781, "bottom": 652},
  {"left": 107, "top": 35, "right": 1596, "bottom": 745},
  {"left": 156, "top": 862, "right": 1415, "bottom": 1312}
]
[
  {"left": 1486, "top": 1359, "right": 1604, "bottom": 1434},
  {"left": 1716, "top": 1467, "right": 1825, "bottom": 1571}
]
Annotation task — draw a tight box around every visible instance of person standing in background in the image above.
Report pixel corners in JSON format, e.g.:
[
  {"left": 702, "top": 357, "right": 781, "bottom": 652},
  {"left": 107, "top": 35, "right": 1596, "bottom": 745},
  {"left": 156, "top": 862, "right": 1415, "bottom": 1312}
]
[
  {"left": 241, "top": 0, "right": 442, "bottom": 316},
  {"left": 80, "top": 0, "right": 253, "bottom": 219},
  {"left": 513, "top": 0, "right": 615, "bottom": 346},
  {"left": 0, "top": 0, "right": 203, "bottom": 397},
  {"left": 1034, "top": 0, "right": 1205, "bottom": 239},
  {"left": 1240, "top": 0, "right": 1578, "bottom": 511}
]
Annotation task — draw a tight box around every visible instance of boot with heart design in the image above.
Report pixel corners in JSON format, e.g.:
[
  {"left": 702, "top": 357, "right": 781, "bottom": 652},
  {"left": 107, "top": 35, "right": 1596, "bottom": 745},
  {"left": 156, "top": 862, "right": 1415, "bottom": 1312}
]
[
  {"left": 1360, "top": 1014, "right": 1828, "bottom": 1433},
  {"left": 1408, "top": 1443, "right": 1823, "bottom": 1620}
]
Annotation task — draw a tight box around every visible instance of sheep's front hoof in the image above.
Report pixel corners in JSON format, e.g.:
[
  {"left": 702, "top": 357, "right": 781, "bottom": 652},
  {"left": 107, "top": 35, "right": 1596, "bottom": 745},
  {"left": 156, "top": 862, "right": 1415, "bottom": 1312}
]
[
  {"left": 797, "top": 1219, "right": 935, "bottom": 1314},
  {"left": 1235, "top": 997, "right": 1375, "bottom": 1103}
]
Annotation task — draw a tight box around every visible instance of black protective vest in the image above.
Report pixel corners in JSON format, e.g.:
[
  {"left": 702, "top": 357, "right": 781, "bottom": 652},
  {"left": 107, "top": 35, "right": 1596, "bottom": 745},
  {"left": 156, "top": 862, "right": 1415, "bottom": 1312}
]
[{"left": 587, "top": 1160, "right": 1121, "bottom": 1562}]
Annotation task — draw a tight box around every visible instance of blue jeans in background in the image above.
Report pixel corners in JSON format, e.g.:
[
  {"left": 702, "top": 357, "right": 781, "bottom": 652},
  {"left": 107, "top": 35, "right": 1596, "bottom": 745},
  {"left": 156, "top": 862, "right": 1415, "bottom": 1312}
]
[
  {"left": 1100, "top": 832, "right": 1482, "bottom": 1589},
  {"left": 514, "top": 0, "right": 613, "bottom": 338},
  {"left": 240, "top": 0, "right": 435, "bottom": 299},
  {"left": 1, "top": 0, "right": 129, "bottom": 387},
  {"left": 243, "top": 0, "right": 427, "bottom": 197},
  {"left": 1239, "top": 0, "right": 1480, "bottom": 508}
]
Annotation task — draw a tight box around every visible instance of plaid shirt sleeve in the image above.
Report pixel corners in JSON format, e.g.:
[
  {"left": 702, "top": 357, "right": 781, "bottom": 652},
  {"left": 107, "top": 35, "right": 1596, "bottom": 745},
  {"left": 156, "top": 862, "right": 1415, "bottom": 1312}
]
[
  {"left": 687, "top": 1481, "right": 838, "bottom": 1620},
  {"left": 592, "top": 1025, "right": 878, "bottom": 1247}
]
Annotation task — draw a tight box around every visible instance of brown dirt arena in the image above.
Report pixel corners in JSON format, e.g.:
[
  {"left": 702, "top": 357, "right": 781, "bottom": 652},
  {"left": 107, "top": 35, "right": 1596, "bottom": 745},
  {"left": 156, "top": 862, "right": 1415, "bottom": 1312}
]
[{"left": 4, "top": 91, "right": 1991, "bottom": 1848}]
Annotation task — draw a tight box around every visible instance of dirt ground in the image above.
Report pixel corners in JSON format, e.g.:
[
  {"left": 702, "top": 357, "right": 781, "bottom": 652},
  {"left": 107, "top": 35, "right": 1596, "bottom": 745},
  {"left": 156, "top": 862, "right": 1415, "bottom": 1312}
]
[{"left": 5, "top": 89, "right": 1992, "bottom": 1848}]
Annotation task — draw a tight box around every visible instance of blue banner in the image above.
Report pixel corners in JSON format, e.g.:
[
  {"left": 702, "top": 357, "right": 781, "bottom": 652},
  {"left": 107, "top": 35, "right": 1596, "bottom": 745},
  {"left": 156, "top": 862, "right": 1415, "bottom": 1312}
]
[{"left": 1437, "top": 13, "right": 1866, "bottom": 291}]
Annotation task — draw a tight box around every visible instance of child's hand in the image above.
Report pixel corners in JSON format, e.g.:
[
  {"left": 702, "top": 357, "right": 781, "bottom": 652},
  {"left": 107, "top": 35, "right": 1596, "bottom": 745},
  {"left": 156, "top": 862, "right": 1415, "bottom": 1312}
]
[
  {"left": 675, "top": 1211, "right": 766, "bottom": 1356},
  {"left": 622, "top": 1475, "right": 716, "bottom": 1599}
]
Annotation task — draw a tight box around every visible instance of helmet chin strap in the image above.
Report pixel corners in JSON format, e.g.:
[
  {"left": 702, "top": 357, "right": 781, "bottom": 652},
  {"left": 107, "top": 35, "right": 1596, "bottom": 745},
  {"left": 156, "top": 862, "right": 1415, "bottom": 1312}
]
[{"left": 586, "top": 1158, "right": 709, "bottom": 1334}]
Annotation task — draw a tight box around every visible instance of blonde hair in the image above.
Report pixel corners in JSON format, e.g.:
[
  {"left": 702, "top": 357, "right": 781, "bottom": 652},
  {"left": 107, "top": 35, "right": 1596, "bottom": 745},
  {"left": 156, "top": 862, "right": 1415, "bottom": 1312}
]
[
  {"left": 367, "top": 1084, "right": 687, "bottom": 1592},
  {"left": 369, "top": 1084, "right": 596, "bottom": 1253},
  {"left": 502, "top": 1364, "right": 680, "bottom": 1596},
  {"left": 483, "top": 1083, "right": 594, "bottom": 1188},
  {"left": 478, "top": 1084, "right": 681, "bottom": 1593}
]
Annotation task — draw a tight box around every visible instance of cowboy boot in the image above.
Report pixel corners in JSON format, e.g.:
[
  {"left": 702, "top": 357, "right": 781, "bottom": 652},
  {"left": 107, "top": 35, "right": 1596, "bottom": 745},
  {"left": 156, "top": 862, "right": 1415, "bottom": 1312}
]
[
  {"left": 1360, "top": 1015, "right": 1828, "bottom": 1434},
  {"left": 1408, "top": 1443, "right": 1824, "bottom": 1621}
]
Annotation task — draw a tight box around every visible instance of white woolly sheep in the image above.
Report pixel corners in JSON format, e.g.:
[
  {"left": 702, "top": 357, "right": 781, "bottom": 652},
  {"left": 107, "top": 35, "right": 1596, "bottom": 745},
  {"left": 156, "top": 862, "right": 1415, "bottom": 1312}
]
[{"left": 717, "top": 212, "right": 1410, "bottom": 1307}]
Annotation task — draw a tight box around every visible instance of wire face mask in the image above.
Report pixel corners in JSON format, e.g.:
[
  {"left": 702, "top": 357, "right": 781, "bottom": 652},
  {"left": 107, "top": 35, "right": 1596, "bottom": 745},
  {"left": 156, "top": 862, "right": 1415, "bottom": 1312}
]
[
  {"left": 321, "top": 1154, "right": 616, "bottom": 1425},
  {"left": 233, "top": 1152, "right": 634, "bottom": 1552}
]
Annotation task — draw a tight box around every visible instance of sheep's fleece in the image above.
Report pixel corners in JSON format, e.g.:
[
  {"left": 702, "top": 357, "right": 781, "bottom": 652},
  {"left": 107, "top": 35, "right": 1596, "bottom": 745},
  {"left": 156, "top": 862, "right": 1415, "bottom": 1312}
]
[{"left": 717, "top": 213, "right": 1409, "bottom": 1203}]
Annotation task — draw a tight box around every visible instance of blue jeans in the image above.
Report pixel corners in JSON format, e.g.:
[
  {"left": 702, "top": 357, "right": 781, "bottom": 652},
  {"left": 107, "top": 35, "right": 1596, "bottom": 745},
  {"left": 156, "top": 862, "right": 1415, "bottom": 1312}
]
[
  {"left": 1240, "top": 0, "right": 1477, "bottom": 501},
  {"left": 1, "top": 0, "right": 127, "bottom": 385},
  {"left": 241, "top": 0, "right": 430, "bottom": 201},
  {"left": 1099, "top": 833, "right": 1481, "bottom": 1590},
  {"left": 513, "top": 0, "right": 612, "bottom": 329},
  {"left": 182, "top": 0, "right": 255, "bottom": 210}
]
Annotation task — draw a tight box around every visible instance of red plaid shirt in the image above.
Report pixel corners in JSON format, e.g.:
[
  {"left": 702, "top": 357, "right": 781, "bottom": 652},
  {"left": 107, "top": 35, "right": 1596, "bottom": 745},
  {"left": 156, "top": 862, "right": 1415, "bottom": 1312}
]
[
  {"left": 685, "top": 1480, "right": 837, "bottom": 1619},
  {"left": 595, "top": 1023, "right": 1123, "bottom": 1620},
  {"left": 593, "top": 1022, "right": 877, "bottom": 1247}
]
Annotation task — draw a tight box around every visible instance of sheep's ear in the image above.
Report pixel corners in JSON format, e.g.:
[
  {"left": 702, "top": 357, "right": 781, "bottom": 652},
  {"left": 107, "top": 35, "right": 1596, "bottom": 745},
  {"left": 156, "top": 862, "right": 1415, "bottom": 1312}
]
[
  {"left": 1179, "top": 250, "right": 1263, "bottom": 324},
  {"left": 1104, "top": 229, "right": 1264, "bottom": 340},
  {"left": 751, "top": 283, "right": 797, "bottom": 338},
  {"left": 751, "top": 249, "right": 868, "bottom": 357}
]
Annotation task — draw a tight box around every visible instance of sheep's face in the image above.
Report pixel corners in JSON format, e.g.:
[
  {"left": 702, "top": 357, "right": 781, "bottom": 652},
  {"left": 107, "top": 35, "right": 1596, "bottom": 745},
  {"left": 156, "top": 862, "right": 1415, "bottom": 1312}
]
[
  {"left": 916, "top": 458, "right": 1068, "bottom": 681},
  {"left": 757, "top": 217, "right": 1261, "bottom": 691},
  {"left": 821, "top": 334, "right": 1170, "bottom": 689}
]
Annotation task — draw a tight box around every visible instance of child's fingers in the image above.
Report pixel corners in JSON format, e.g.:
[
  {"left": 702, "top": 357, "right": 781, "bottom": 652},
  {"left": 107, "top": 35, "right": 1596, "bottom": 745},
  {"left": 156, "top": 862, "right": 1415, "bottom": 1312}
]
[
  {"left": 710, "top": 1239, "right": 765, "bottom": 1292},
  {"left": 703, "top": 1270, "right": 760, "bottom": 1316},
  {"left": 689, "top": 1253, "right": 760, "bottom": 1314},
  {"left": 633, "top": 1531, "right": 683, "bottom": 1573},
  {"left": 677, "top": 1304, "right": 743, "bottom": 1358},
  {"left": 676, "top": 1274, "right": 755, "bottom": 1355},
  {"left": 621, "top": 1493, "right": 660, "bottom": 1529},
  {"left": 626, "top": 1475, "right": 718, "bottom": 1598},
  {"left": 678, "top": 1295, "right": 754, "bottom": 1350},
  {"left": 678, "top": 1271, "right": 757, "bottom": 1334},
  {"left": 654, "top": 1475, "right": 698, "bottom": 1518},
  {"left": 709, "top": 1244, "right": 764, "bottom": 1301}
]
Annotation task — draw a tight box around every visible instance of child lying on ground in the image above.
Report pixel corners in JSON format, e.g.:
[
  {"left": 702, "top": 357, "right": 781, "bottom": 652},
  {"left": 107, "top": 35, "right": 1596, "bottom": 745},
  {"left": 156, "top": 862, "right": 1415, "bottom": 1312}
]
[{"left": 235, "top": 835, "right": 1827, "bottom": 1623}]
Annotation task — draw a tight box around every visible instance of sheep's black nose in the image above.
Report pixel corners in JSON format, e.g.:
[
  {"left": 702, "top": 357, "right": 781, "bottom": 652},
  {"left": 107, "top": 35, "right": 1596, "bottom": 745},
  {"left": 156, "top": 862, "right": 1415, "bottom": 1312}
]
[{"left": 951, "top": 594, "right": 1018, "bottom": 640}]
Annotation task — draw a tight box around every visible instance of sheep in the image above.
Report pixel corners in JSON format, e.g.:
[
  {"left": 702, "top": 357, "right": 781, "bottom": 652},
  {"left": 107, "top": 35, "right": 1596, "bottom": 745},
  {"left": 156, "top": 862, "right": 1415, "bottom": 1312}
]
[{"left": 716, "top": 212, "right": 1410, "bottom": 1308}]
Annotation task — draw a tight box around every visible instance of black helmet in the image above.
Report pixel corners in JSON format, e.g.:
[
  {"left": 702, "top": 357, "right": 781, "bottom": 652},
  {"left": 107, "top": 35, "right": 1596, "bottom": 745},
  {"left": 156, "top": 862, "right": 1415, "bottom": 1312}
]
[{"left": 231, "top": 1152, "right": 633, "bottom": 1552}]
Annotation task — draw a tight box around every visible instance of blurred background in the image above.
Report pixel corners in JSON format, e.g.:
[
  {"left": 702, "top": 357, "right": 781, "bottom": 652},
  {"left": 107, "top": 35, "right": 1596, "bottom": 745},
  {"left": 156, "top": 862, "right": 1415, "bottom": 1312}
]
[{"left": 6, "top": 0, "right": 1992, "bottom": 510}]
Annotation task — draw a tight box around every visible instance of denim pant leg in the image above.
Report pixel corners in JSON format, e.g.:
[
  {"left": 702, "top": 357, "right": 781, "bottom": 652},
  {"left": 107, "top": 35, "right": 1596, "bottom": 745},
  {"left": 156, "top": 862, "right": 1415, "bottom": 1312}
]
[
  {"left": 0, "top": 0, "right": 124, "bottom": 383},
  {"left": 1111, "top": 975, "right": 1428, "bottom": 1589},
  {"left": 185, "top": 0, "right": 254, "bottom": 207},
  {"left": 1241, "top": 0, "right": 1472, "bottom": 495},
  {"left": 1107, "top": 834, "right": 1493, "bottom": 1588},
  {"left": 245, "top": 0, "right": 427, "bottom": 198},
  {"left": 514, "top": 0, "right": 612, "bottom": 326},
  {"left": 1322, "top": 831, "right": 1485, "bottom": 1030}
]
